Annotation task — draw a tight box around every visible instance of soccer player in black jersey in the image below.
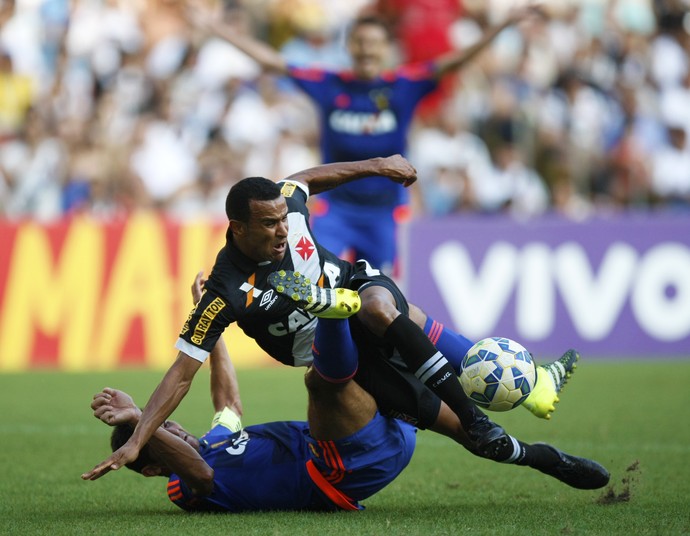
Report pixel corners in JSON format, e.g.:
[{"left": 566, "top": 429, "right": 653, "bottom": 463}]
[
  {"left": 83, "top": 155, "right": 580, "bottom": 482},
  {"left": 85, "top": 273, "right": 608, "bottom": 509}
]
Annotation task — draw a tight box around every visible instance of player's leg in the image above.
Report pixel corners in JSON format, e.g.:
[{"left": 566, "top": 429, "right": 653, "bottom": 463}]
[
  {"left": 351, "top": 267, "right": 506, "bottom": 451},
  {"left": 429, "top": 401, "right": 610, "bottom": 489},
  {"left": 271, "top": 265, "right": 503, "bottom": 449},
  {"left": 308, "top": 321, "right": 609, "bottom": 491},
  {"left": 274, "top": 268, "right": 607, "bottom": 488},
  {"left": 305, "top": 317, "right": 377, "bottom": 440},
  {"left": 304, "top": 317, "right": 417, "bottom": 507}
]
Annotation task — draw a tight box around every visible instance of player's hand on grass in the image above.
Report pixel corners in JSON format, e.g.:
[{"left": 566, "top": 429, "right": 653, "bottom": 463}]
[
  {"left": 91, "top": 387, "right": 140, "bottom": 426},
  {"left": 81, "top": 443, "right": 140, "bottom": 481}
]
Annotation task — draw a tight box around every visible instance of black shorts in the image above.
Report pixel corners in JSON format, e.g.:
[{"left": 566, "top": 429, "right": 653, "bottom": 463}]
[
  {"left": 353, "top": 353, "right": 441, "bottom": 429},
  {"left": 348, "top": 260, "right": 442, "bottom": 429}
]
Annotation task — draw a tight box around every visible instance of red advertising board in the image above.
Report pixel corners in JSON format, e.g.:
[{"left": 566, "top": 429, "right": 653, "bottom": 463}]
[{"left": 0, "top": 215, "right": 273, "bottom": 370}]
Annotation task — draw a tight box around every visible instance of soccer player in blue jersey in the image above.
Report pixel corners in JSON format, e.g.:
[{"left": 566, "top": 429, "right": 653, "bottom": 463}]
[
  {"left": 192, "top": 4, "right": 537, "bottom": 275},
  {"left": 87, "top": 277, "right": 607, "bottom": 512},
  {"left": 88, "top": 273, "right": 418, "bottom": 512}
]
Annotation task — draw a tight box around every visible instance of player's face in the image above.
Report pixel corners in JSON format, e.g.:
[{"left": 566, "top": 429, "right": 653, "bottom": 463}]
[
  {"left": 235, "top": 197, "right": 289, "bottom": 263},
  {"left": 163, "top": 420, "right": 200, "bottom": 451},
  {"left": 348, "top": 23, "right": 390, "bottom": 80}
]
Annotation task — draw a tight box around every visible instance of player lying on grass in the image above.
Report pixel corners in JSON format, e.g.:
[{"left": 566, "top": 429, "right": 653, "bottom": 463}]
[
  {"left": 88, "top": 321, "right": 609, "bottom": 512},
  {"left": 85, "top": 275, "right": 609, "bottom": 510},
  {"left": 82, "top": 156, "right": 577, "bottom": 482}
]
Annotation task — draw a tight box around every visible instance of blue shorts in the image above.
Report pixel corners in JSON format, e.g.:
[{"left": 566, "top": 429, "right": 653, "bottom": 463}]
[
  {"left": 311, "top": 201, "right": 397, "bottom": 273},
  {"left": 306, "top": 412, "right": 417, "bottom": 504}
]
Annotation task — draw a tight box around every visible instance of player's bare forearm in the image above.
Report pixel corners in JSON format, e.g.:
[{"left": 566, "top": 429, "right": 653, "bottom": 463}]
[
  {"left": 188, "top": 3, "right": 288, "bottom": 74},
  {"left": 216, "top": 25, "right": 287, "bottom": 73},
  {"left": 289, "top": 155, "right": 417, "bottom": 195},
  {"left": 433, "top": 2, "right": 542, "bottom": 77},
  {"left": 130, "top": 353, "right": 201, "bottom": 447},
  {"left": 148, "top": 428, "right": 214, "bottom": 495},
  {"left": 209, "top": 337, "right": 243, "bottom": 416},
  {"left": 81, "top": 353, "right": 201, "bottom": 481}
]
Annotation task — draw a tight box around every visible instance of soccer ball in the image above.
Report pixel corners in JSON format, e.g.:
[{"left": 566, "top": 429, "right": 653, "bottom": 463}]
[{"left": 459, "top": 337, "right": 536, "bottom": 412}]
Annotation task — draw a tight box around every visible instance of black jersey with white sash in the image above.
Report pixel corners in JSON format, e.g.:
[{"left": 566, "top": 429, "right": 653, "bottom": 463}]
[{"left": 176, "top": 181, "right": 354, "bottom": 367}]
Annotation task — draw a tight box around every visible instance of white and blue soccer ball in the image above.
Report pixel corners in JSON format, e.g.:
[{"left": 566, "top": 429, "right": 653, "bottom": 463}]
[{"left": 459, "top": 337, "right": 536, "bottom": 412}]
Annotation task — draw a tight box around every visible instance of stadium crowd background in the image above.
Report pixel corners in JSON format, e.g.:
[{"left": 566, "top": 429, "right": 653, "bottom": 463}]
[{"left": 1, "top": 0, "right": 690, "bottom": 224}]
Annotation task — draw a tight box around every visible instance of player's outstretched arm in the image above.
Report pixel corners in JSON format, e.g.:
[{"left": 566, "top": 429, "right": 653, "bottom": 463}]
[
  {"left": 82, "top": 352, "right": 203, "bottom": 481},
  {"left": 86, "top": 386, "right": 214, "bottom": 494},
  {"left": 188, "top": 1, "right": 288, "bottom": 75},
  {"left": 146, "top": 427, "right": 215, "bottom": 496},
  {"left": 433, "top": 2, "right": 543, "bottom": 78},
  {"left": 286, "top": 155, "right": 417, "bottom": 195}
]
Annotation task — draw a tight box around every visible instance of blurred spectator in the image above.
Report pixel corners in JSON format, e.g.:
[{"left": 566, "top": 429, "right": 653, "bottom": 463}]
[
  {"left": 595, "top": 83, "right": 662, "bottom": 208},
  {"left": 2, "top": 108, "right": 67, "bottom": 221},
  {"left": 651, "top": 122, "right": 690, "bottom": 209},
  {"left": 276, "top": 1, "right": 350, "bottom": 69},
  {"left": 660, "top": 70, "right": 690, "bottom": 136},
  {"left": 166, "top": 139, "right": 239, "bottom": 220},
  {"left": 0, "top": 47, "right": 35, "bottom": 140},
  {"left": 477, "top": 139, "right": 550, "bottom": 218},
  {"left": 129, "top": 106, "right": 199, "bottom": 209},
  {"left": 650, "top": 5, "right": 689, "bottom": 90},
  {"left": 1, "top": 0, "right": 690, "bottom": 224},
  {"left": 409, "top": 102, "right": 490, "bottom": 216}
]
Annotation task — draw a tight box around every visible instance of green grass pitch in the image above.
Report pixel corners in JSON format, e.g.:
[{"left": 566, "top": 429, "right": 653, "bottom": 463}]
[{"left": 1, "top": 361, "right": 689, "bottom": 535}]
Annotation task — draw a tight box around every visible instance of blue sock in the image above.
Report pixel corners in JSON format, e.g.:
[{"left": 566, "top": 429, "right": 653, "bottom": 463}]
[
  {"left": 424, "top": 317, "right": 475, "bottom": 374},
  {"left": 312, "top": 318, "right": 358, "bottom": 382}
]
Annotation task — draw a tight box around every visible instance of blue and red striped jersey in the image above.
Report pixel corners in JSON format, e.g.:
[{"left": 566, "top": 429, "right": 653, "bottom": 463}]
[{"left": 288, "top": 64, "right": 437, "bottom": 208}]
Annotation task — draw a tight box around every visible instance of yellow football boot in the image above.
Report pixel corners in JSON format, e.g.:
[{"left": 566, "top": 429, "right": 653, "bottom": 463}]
[
  {"left": 522, "top": 349, "right": 579, "bottom": 419},
  {"left": 268, "top": 269, "right": 361, "bottom": 319}
]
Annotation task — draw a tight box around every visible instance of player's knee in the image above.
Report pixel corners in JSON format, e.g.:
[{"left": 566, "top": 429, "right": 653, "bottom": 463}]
[
  {"left": 408, "top": 303, "right": 427, "bottom": 329},
  {"left": 304, "top": 367, "right": 321, "bottom": 393},
  {"left": 304, "top": 367, "right": 346, "bottom": 398},
  {"left": 358, "top": 288, "right": 399, "bottom": 336}
]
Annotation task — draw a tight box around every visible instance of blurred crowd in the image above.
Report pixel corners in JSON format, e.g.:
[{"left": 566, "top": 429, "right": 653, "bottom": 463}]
[{"left": 1, "top": 0, "right": 690, "bottom": 223}]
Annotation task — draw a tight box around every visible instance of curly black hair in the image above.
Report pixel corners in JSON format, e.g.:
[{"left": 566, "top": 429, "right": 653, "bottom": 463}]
[
  {"left": 225, "top": 177, "right": 281, "bottom": 223},
  {"left": 110, "top": 424, "right": 156, "bottom": 474}
]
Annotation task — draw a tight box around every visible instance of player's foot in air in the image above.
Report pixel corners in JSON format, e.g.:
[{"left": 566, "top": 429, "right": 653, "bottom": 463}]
[
  {"left": 522, "top": 349, "right": 579, "bottom": 420},
  {"left": 534, "top": 443, "right": 610, "bottom": 489},
  {"left": 268, "top": 270, "right": 361, "bottom": 319}
]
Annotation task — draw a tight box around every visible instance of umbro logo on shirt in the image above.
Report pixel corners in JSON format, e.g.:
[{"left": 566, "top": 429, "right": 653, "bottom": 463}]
[{"left": 259, "top": 289, "right": 276, "bottom": 308}]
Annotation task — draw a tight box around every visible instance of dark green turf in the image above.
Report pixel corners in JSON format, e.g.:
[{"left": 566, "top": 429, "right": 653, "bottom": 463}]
[{"left": 1, "top": 362, "right": 689, "bottom": 535}]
